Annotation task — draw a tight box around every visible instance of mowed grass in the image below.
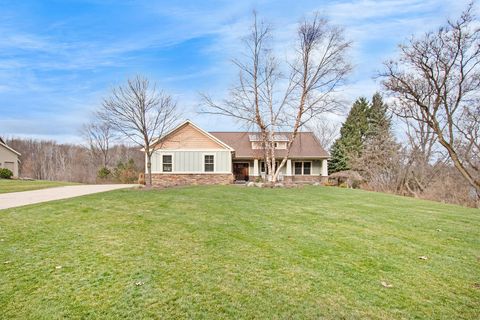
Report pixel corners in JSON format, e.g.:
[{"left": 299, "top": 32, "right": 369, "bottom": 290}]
[
  {"left": 0, "top": 179, "right": 77, "bottom": 193},
  {"left": 0, "top": 186, "right": 478, "bottom": 319}
]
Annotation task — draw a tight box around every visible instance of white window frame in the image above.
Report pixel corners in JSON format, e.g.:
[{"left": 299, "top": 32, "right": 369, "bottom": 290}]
[
  {"left": 303, "top": 161, "right": 312, "bottom": 175},
  {"left": 260, "top": 161, "right": 280, "bottom": 174},
  {"left": 203, "top": 154, "right": 215, "bottom": 173},
  {"left": 294, "top": 161, "right": 312, "bottom": 175},
  {"left": 161, "top": 153, "right": 174, "bottom": 173}
]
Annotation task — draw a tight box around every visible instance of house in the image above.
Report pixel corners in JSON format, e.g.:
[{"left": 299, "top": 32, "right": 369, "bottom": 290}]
[
  {"left": 148, "top": 120, "right": 329, "bottom": 187},
  {"left": 0, "top": 137, "right": 21, "bottom": 177}
]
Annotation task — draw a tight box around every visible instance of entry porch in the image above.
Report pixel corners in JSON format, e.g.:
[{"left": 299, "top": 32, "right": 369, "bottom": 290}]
[{"left": 232, "top": 158, "right": 328, "bottom": 182}]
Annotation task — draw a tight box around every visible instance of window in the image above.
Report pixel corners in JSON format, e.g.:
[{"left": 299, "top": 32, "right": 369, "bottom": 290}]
[
  {"left": 294, "top": 162, "right": 303, "bottom": 175},
  {"left": 303, "top": 162, "right": 311, "bottom": 175},
  {"left": 162, "top": 155, "right": 172, "bottom": 172},
  {"left": 204, "top": 155, "right": 214, "bottom": 172},
  {"left": 261, "top": 161, "right": 279, "bottom": 173},
  {"left": 294, "top": 161, "right": 311, "bottom": 175}
]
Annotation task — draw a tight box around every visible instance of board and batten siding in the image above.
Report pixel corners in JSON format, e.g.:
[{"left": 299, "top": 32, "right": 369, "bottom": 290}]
[
  {"left": 151, "top": 150, "right": 232, "bottom": 173},
  {"left": 312, "top": 160, "right": 322, "bottom": 175}
]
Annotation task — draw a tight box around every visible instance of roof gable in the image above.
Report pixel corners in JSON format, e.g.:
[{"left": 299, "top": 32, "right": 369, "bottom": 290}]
[
  {"left": 0, "top": 139, "right": 21, "bottom": 156},
  {"left": 154, "top": 120, "right": 233, "bottom": 150}
]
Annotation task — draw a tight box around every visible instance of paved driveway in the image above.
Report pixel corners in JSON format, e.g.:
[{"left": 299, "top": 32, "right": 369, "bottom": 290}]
[{"left": 0, "top": 184, "right": 137, "bottom": 210}]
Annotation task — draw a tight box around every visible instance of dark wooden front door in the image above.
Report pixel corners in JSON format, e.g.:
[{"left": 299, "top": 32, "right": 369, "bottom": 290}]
[{"left": 233, "top": 163, "right": 249, "bottom": 181}]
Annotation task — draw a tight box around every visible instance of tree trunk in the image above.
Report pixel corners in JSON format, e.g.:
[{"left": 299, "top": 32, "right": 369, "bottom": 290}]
[
  {"left": 146, "top": 154, "right": 152, "bottom": 187},
  {"left": 436, "top": 132, "right": 480, "bottom": 193}
]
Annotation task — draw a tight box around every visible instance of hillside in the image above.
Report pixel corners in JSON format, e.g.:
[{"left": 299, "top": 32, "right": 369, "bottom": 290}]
[{"left": 0, "top": 186, "right": 478, "bottom": 319}]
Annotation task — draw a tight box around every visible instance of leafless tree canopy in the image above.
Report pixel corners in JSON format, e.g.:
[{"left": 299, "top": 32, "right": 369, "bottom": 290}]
[
  {"left": 99, "top": 75, "right": 179, "bottom": 185},
  {"left": 81, "top": 118, "right": 115, "bottom": 168},
  {"left": 7, "top": 138, "right": 144, "bottom": 183},
  {"left": 202, "top": 12, "right": 351, "bottom": 182},
  {"left": 308, "top": 119, "right": 340, "bottom": 150},
  {"left": 380, "top": 3, "right": 480, "bottom": 194}
]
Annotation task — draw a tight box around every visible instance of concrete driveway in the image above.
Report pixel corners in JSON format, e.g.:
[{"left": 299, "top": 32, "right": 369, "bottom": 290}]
[{"left": 0, "top": 184, "right": 137, "bottom": 210}]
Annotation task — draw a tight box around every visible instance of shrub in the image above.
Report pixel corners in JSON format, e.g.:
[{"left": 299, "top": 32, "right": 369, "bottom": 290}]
[
  {"left": 97, "top": 167, "right": 111, "bottom": 180},
  {"left": 0, "top": 168, "right": 13, "bottom": 179},
  {"left": 138, "top": 173, "right": 146, "bottom": 185},
  {"left": 113, "top": 159, "right": 139, "bottom": 183}
]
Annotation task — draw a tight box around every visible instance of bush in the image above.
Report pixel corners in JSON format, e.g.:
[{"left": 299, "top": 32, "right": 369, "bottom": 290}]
[
  {"left": 138, "top": 173, "right": 146, "bottom": 185},
  {"left": 97, "top": 167, "right": 111, "bottom": 180},
  {"left": 113, "top": 159, "right": 139, "bottom": 183},
  {"left": 0, "top": 168, "right": 13, "bottom": 179},
  {"left": 339, "top": 182, "right": 348, "bottom": 188}
]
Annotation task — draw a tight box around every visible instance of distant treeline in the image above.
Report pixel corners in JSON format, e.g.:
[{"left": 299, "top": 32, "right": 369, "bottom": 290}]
[{"left": 7, "top": 138, "right": 144, "bottom": 184}]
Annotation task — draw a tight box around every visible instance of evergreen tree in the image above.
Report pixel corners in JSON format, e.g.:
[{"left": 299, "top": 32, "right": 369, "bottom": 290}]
[
  {"left": 328, "top": 140, "right": 348, "bottom": 173},
  {"left": 328, "top": 97, "right": 370, "bottom": 173},
  {"left": 367, "top": 93, "right": 390, "bottom": 138},
  {"left": 353, "top": 93, "right": 401, "bottom": 191}
]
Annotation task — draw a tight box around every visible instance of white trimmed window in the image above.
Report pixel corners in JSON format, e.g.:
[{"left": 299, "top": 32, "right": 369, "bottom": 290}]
[
  {"left": 162, "top": 155, "right": 173, "bottom": 172},
  {"left": 260, "top": 161, "right": 279, "bottom": 173},
  {"left": 294, "top": 161, "right": 311, "bottom": 175},
  {"left": 204, "top": 155, "right": 214, "bottom": 172}
]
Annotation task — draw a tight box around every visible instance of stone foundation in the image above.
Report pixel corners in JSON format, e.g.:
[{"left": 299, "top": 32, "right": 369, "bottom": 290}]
[
  {"left": 283, "top": 175, "right": 326, "bottom": 183},
  {"left": 151, "top": 173, "right": 234, "bottom": 187},
  {"left": 249, "top": 175, "right": 327, "bottom": 184}
]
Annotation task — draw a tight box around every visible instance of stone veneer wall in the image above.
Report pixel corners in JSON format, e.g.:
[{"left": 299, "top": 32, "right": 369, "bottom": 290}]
[
  {"left": 283, "top": 176, "right": 325, "bottom": 183},
  {"left": 151, "top": 173, "right": 234, "bottom": 187},
  {"left": 249, "top": 175, "right": 327, "bottom": 183}
]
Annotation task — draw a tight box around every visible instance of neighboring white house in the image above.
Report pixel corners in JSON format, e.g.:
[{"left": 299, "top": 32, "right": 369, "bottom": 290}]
[
  {"left": 0, "top": 137, "right": 21, "bottom": 177},
  {"left": 148, "top": 120, "right": 329, "bottom": 187}
]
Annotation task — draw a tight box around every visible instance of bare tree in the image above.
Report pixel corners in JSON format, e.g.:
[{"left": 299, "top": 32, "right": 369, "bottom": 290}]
[
  {"left": 380, "top": 3, "right": 480, "bottom": 194},
  {"left": 308, "top": 118, "right": 340, "bottom": 150},
  {"left": 8, "top": 137, "right": 144, "bottom": 184},
  {"left": 396, "top": 111, "right": 447, "bottom": 197},
  {"left": 202, "top": 12, "right": 351, "bottom": 182},
  {"left": 99, "top": 75, "right": 179, "bottom": 186},
  {"left": 81, "top": 118, "right": 115, "bottom": 169}
]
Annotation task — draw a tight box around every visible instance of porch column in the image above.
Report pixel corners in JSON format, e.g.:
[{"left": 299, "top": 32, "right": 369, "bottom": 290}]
[
  {"left": 286, "top": 159, "right": 292, "bottom": 176},
  {"left": 253, "top": 159, "right": 259, "bottom": 176},
  {"left": 321, "top": 159, "right": 328, "bottom": 177}
]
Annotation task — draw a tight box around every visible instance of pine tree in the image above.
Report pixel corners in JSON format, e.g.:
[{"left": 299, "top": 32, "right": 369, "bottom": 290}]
[
  {"left": 353, "top": 93, "right": 401, "bottom": 191},
  {"left": 328, "top": 97, "right": 370, "bottom": 173},
  {"left": 367, "top": 93, "right": 390, "bottom": 138},
  {"left": 328, "top": 140, "right": 348, "bottom": 173}
]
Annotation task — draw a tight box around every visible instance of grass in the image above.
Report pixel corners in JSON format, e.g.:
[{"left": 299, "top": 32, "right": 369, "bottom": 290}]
[
  {"left": 0, "top": 186, "right": 478, "bottom": 319},
  {"left": 0, "top": 179, "right": 77, "bottom": 193}
]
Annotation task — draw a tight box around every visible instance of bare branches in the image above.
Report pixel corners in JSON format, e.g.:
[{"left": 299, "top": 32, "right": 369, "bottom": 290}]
[
  {"left": 380, "top": 3, "right": 480, "bottom": 193},
  {"left": 99, "top": 75, "right": 179, "bottom": 185},
  {"left": 308, "top": 119, "right": 339, "bottom": 150},
  {"left": 81, "top": 118, "right": 115, "bottom": 168},
  {"left": 201, "top": 12, "right": 351, "bottom": 182}
]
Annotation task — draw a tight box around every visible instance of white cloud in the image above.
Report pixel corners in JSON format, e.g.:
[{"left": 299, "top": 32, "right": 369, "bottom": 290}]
[{"left": 0, "top": 0, "right": 475, "bottom": 142}]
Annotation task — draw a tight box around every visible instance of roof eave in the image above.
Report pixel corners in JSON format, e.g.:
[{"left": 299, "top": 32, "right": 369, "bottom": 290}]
[{"left": 0, "top": 142, "right": 21, "bottom": 156}]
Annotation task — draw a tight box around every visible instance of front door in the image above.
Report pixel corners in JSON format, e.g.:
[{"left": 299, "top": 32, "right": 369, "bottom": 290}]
[{"left": 233, "top": 163, "right": 249, "bottom": 181}]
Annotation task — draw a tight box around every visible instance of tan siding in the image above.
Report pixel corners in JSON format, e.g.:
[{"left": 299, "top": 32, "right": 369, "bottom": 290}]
[
  {"left": 158, "top": 123, "right": 227, "bottom": 150},
  {"left": 0, "top": 145, "right": 20, "bottom": 177}
]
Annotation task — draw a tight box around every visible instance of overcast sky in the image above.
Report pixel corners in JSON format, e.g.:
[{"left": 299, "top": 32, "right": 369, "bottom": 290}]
[{"left": 0, "top": 0, "right": 472, "bottom": 142}]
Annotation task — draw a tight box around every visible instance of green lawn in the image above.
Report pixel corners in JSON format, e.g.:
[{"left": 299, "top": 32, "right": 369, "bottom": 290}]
[
  {"left": 0, "top": 186, "right": 478, "bottom": 319},
  {"left": 0, "top": 179, "right": 77, "bottom": 193}
]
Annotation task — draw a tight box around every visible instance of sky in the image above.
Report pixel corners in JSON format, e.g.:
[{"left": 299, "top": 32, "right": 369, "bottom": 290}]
[{"left": 0, "top": 0, "right": 473, "bottom": 142}]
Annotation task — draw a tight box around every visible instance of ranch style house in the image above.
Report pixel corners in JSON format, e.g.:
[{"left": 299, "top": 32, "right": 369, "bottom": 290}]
[{"left": 148, "top": 120, "right": 329, "bottom": 187}]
